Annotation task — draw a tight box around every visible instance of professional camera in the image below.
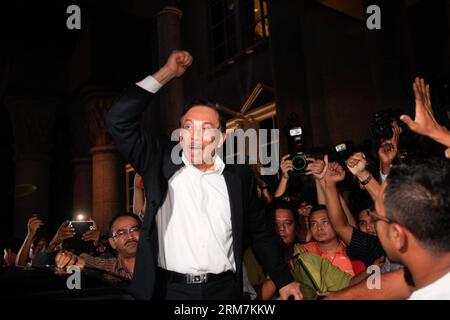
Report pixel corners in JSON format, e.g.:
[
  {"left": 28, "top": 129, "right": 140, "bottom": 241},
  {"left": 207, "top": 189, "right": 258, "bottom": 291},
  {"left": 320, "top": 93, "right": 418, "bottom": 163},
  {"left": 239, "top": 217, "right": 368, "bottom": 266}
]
[
  {"left": 328, "top": 142, "right": 353, "bottom": 166},
  {"left": 288, "top": 127, "right": 310, "bottom": 177},
  {"left": 369, "top": 109, "right": 406, "bottom": 140},
  {"left": 328, "top": 142, "right": 357, "bottom": 189}
]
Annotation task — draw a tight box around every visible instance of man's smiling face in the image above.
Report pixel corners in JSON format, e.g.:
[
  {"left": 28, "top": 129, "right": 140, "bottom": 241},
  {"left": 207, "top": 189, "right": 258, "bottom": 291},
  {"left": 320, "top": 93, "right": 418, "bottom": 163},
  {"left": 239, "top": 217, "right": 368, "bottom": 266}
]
[{"left": 180, "top": 105, "right": 225, "bottom": 166}]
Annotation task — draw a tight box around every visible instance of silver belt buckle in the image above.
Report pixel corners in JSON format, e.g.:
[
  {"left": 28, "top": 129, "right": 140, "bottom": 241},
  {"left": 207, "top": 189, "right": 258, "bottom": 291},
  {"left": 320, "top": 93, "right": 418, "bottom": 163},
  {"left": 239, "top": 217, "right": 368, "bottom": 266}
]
[{"left": 187, "top": 273, "right": 208, "bottom": 284}]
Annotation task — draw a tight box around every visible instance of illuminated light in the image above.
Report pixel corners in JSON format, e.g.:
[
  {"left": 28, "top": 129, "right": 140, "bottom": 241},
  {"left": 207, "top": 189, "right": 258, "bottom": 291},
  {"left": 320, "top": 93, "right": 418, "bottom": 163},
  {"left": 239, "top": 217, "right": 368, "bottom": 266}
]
[
  {"left": 244, "top": 48, "right": 254, "bottom": 54},
  {"left": 76, "top": 214, "right": 85, "bottom": 221},
  {"left": 254, "top": 9, "right": 258, "bottom": 12}
]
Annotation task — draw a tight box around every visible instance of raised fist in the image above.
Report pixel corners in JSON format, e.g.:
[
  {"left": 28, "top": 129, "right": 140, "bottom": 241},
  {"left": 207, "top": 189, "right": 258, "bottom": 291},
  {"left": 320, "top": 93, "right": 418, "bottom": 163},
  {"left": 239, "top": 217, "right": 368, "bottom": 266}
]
[{"left": 164, "top": 50, "right": 193, "bottom": 78}]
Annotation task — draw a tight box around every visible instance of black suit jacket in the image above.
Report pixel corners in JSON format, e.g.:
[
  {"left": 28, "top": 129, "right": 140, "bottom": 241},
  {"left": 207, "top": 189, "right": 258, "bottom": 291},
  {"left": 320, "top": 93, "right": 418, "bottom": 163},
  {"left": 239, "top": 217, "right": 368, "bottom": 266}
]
[{"left": 106, "top": 85, "right": 293, "bottom": 299}]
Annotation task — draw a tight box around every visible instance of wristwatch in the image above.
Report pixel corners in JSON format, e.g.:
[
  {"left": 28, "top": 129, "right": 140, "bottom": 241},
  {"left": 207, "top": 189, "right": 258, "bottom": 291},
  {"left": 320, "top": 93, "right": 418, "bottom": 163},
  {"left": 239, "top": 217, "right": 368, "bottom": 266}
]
[{"left": 359, "top": 173, "right": 373, "bottom": 186}]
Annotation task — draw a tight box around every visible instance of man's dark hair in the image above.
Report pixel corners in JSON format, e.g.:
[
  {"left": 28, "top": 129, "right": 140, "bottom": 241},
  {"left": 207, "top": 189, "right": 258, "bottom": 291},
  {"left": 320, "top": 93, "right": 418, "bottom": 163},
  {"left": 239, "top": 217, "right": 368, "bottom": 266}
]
[
  {"left": 308, "top": 204, "right": 328, "bottom": 224},
  {"left": 32, "top": 236, "right": 47, "bottom": 248},
  {"left": 310, "top": 204, "right": 327, "bottom": 214},
  {"left": 349, "top": 190, "right": 374, "bottom": 216},
  {"left": 180, "top": 99, "right": 227, "bottom": 133},
  {"left": 108, "top": 213, "right": 142, "bottom": 237},
  {"left": 268, "top": 199, "right": 299, "bottom": 224},
  {"left": 385, "top": 158, "right": 450, "bottom": 252}
]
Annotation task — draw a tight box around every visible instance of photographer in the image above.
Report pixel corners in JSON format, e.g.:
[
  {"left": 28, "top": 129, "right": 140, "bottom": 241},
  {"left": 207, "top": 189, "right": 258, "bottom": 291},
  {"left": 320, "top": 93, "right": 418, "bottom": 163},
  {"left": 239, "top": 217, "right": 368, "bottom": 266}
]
[
  {"left": 16, "top": 217, "right": 101, "bottom": 267},
  {"left": 15, "top": 216, "right": 45, "bottom": 267},
  {"left": 274, "top": 155, "right": 325, "bottom": 198},
  {"left": 55, "top": 213, "right": 142, "bottom": 284},
  {"left": 275, "top": 155, "right": 326, "bottom": 243}
]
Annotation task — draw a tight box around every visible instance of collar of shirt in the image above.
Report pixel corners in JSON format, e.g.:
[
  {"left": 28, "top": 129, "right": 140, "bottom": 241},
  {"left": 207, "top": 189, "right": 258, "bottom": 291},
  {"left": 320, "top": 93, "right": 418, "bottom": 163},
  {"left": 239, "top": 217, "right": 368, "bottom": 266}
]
[
  {"left": 335, "top": 240, "right": 347, "bottom": 255},
  {"left": 116, "top": 257, "right": 132, "bottom": 275},
  {"left": 181, "top": 152, "right": 225, "bottom": 175},
  {"left": 306, "top": 240, "right": 347, "bottom": 256}
]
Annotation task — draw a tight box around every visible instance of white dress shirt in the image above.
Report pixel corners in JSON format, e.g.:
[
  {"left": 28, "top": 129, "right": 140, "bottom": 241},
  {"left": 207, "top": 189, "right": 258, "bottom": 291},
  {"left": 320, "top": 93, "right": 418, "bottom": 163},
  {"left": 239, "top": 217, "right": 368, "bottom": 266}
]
[
  {"left": 136, "top": 75, "right": 236, "bottom": 275},
  {"left": 155, "top": 153, "right": 235, "bottom": 274}
]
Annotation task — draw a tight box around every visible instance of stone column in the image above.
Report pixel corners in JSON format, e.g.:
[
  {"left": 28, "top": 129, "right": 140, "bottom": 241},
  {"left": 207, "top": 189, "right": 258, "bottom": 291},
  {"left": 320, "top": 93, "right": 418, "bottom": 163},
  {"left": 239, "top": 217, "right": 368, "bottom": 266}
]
[
  {"left": 68, "top": 101, "right": 92, "bottom": 217},
  {"left": 72, "top": 157, "right": 92, "bottom": 215},
  {"left": 84, "top": 87, "right": 124, "bottom": 234},
  {"left": 6, "top": 95, "right": 56, "bottom": 238},
  {"left": 157, "top": 5, "right": 185, "bottom": 134}
]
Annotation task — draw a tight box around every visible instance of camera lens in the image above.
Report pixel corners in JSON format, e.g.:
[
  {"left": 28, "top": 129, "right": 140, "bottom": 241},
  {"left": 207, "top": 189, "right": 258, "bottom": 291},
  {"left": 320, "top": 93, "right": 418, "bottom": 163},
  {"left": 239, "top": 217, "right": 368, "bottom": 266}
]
[
  {"left": 292, "top": 154, "right": 307, "bottom": 171},
  {"left": 377, "top": 123, "right": 388, "bottom": 134}
]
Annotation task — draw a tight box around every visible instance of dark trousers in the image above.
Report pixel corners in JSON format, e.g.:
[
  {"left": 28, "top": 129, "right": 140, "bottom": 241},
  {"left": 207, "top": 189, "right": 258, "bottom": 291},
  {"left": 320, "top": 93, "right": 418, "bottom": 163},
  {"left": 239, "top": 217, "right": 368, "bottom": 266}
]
[{"left": 155, "top": 268, "right": 242, "bottom": 300}]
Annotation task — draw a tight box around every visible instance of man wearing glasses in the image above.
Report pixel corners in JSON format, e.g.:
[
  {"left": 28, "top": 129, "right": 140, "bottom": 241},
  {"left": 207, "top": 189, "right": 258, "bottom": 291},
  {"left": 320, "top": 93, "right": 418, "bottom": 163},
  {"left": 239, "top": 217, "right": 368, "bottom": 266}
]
[
  {"left": 374, "top": 158, "right": 450, "bottom": 299},
  {"left": 55, "top": 213, "right": 141, "bottom": 284}
]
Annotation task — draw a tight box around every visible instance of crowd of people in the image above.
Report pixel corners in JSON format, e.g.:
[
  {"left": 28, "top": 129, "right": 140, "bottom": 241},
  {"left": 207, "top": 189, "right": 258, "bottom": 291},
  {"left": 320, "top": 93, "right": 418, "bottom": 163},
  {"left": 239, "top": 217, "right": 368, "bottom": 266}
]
[
  {"left": 1, "top": 51, "right": 449, "bottom": 300},
  {"left": 242, "top": 77, "right": 450, "bottom": 300}
]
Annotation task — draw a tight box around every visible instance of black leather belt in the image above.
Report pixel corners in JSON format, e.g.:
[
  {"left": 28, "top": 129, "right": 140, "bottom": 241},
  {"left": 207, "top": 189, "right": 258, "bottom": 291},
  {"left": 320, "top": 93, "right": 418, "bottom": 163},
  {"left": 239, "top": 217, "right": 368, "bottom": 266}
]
[{"left": 158, "top": 268, "right": 234, "bottom": 284}]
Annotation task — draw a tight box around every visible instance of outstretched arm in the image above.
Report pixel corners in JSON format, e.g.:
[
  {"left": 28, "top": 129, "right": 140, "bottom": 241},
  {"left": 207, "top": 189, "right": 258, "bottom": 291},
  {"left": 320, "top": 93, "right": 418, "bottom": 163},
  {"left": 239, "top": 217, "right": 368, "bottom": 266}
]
[
  {"left": 314, "top": 169, "right": 356, "bottom": 228},
  {"left": 401, "top": 77, "right": 450, "bottom": 154},
  {"left": 378, "top": 122, "right": 402, "bottom": 179},
  {"left": 347, "top": 152, "right": 381, "bottom": 202},
  {"left": 325, "top": 268, "right": 414, "bottom": 300},
  {"left": 339, "top": 193, "right": 357, "bottom": 228},
  {"left": 106, "top": 51, "right": 193, "bottom": 174},
  {"left": 323, "top": 163, "right": 354, "bottom": 245},
  {"left": 274, "top": 155, "right": 292, "bottom": 198},
  {"left": 16, "top": 217, "right": 44, "bottom": 267}
]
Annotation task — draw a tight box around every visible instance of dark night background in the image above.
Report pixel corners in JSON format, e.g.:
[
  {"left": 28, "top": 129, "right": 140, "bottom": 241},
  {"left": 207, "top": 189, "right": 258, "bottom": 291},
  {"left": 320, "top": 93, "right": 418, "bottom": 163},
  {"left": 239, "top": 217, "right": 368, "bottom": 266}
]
[{"left": 0, "top": 0, "right": 449, "bottom": 246}]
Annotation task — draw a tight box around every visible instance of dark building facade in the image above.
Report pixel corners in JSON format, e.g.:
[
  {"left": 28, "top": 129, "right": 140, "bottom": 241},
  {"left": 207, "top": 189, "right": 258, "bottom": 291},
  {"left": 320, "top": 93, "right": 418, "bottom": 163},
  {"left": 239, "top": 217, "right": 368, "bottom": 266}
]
[{"left": 0, "top": 0, "right": 449, "bottom": 241}]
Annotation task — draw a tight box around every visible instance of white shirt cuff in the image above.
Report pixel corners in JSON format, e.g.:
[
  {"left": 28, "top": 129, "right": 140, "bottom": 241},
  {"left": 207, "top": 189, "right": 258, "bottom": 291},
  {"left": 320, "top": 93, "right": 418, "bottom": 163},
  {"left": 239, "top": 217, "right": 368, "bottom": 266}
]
[
  {"left": 136, "top": 75, "right": 162, "bottom": 93},
  {"left": 380, "top": 171, "right": 388, "bottom": 183}
]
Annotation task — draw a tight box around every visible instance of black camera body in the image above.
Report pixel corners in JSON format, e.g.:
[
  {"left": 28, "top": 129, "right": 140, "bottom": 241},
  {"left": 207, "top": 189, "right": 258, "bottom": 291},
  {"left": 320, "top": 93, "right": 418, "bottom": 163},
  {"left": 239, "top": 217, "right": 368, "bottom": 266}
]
[
  {"left": 288, "top": 127, "right": 310, "bottom": 177},
  {"left": 63, "top": 221, "right": 95, "bottom": 254},
  {"left": 328, "top": 142, "right": 353, "bottom": 166},
  {"left": 369, "top": 109, "right": 405, "bottom": 140},
  {"left": 328, "top": 142, "right": 357, "bottom": 189}
]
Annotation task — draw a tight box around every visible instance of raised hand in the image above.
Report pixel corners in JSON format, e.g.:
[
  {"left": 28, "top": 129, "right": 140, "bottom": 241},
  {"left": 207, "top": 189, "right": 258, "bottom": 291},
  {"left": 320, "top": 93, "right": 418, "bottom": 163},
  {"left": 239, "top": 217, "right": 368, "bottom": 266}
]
[
  {"left": 152, "top": 50, "right": 193, "bottom": 86},
  {"left": 379, "top": 122, "right": 401, "bottom": 164},
  {"left": 27, "top": 217, "right": 44, "bottom": 237},
  {"left": 164, "top": 50, "right": 193, "bottom": 78},
  {"left": 346, "top": 152, "right": 368, "bottom": 177},
  {"left": 82, "top": 223, "right": 100, "bottom": 247},
  {"left": 324, "top": 162, "right": 345, "bottom": 185},
  {"left": 305, "top": 155, "right": 328, "bottom": 179},
  {"left": 306, "top": 155, "right": 328, "bottom": 180},
  {"left": 49, "top": 221, "right": 75, "bottom": 250},
  {"left": 298, "top": 201, "right": 313, "bottom": 218},
  {"left": 280, "top": 154, "right": 294, "bottom": 179},
  {"left": 400, "top": 77, "right": 447, "bottom": 141},
  {"left": 378, "top": 141, "right": 397, "bottom": 165}
]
